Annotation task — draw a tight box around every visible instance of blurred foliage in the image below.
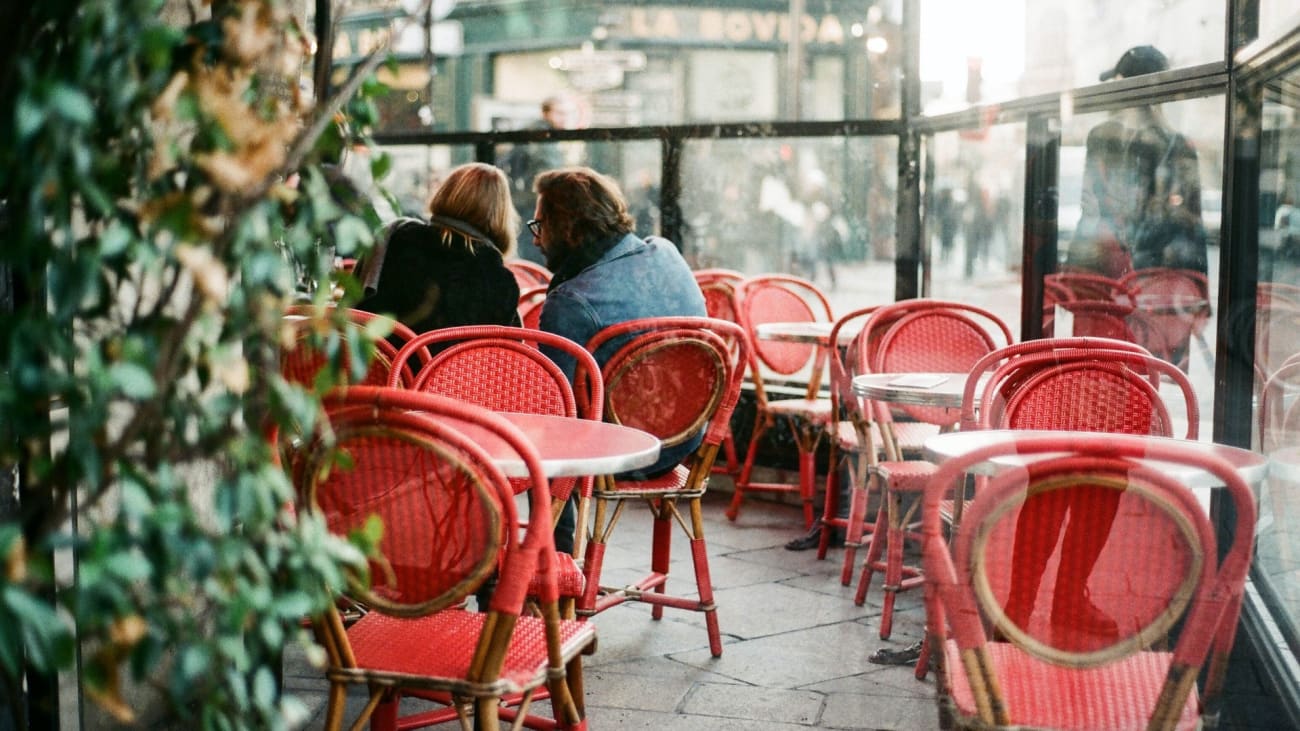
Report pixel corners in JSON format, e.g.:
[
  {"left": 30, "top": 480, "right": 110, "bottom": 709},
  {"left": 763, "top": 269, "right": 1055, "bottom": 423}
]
[{"left": 0, "top": 0, "right": 395, "bottom": 727}]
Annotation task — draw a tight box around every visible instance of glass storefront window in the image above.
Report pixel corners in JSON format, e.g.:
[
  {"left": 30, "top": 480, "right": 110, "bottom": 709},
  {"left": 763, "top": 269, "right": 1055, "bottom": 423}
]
[
  {"left": 1052, "top": 95, "right": 1225, "bottom": 433},
  {"left": 1256, "top": 72, "right": 1300, "bottom": 651},
  {"left": 678, "top": 136, "right": 897, "bottom": 304},
  {"left": 924, "top": 126, "right": 1026, "bottom": 334}
]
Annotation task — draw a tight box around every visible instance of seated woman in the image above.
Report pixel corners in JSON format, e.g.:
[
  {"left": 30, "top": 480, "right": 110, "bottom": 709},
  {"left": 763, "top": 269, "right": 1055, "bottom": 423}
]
[{"left": 355, "top": 162, "right": 521, "bottom": 343}]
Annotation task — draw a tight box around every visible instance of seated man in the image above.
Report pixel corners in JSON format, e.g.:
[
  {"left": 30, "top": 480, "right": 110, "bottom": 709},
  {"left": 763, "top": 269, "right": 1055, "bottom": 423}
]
[{"left": 528, "top": 166, "right": 707, "bottom": 552}]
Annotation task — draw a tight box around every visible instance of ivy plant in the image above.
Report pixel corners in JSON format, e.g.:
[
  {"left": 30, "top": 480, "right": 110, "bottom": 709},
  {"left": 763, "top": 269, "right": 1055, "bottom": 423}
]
[{"left": 0, "top": 0, "right": 396, "bottom": 727}]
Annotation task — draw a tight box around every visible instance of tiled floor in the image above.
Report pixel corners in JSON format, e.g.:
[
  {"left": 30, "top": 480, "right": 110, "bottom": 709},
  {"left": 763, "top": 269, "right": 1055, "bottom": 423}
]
[{"left": 284, "top": 473, "right": 943, "bottom": 730}]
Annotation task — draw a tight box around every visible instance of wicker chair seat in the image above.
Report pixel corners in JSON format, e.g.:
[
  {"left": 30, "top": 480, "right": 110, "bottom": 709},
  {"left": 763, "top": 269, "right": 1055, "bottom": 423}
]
[
  {"left": 941, "top": 640, "right": 1196, "bottom": 731},
  {"left": 765, "top": 397, "right": 834, "bottom": 424},
  {"left": 346, "top": 609, "right": 595, "bottom": 696},
  {"left": 868, "top": 459, "right": 937, "bottom": 492},
  {"left": 596, "top": 464, "right": 693, "bottom": 497},
  {"left": 528, "top": 551, "right": 584, "bottom": 598}
]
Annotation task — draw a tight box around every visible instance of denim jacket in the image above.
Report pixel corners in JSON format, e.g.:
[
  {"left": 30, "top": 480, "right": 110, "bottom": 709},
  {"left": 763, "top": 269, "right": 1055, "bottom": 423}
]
[{"left": 539, "top": 233, "right": 707, "bottom": 476}]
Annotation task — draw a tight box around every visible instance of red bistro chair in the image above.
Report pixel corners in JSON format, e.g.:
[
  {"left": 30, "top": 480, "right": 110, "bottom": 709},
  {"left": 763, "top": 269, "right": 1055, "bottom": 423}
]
[
  {"left": 921, "top": 432, "right": 1255, "bottom": 731},
  {"left": 300, "top": 387, "right": 597, "bottom": 731},
  {"left": 577, "top": 316, "right": 749, "bottom": 658},
  {"left": 389, "top": 325, "right": 603, "bottom": 563},
  {"left": 849, "top": 300, "right": 1012, "bottom": 640},
  {"left": 728, "top": 274, "right": 836, "bottom": 528}
]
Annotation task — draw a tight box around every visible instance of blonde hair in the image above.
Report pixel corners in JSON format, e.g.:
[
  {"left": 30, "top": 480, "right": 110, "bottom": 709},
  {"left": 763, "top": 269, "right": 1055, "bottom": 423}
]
[{"left": 426, "top": 162, "right": 519, "bottom": 255}]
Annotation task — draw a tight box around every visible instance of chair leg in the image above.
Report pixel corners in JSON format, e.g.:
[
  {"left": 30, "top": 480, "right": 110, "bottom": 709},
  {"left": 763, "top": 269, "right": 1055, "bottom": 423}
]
[
  {"left": 727, "top": 414, "right": 773, "bottom": 521},
  {"left": 650, "top": 499, "right": 673, "bottom": 621},
  {"left": 371, "top": 691, "right": 399, "bottom": 731},
  {"left": 840, "top": 468, "right": 873, "bottom": 585},
  {"left": 475, "top": 698, "right": 502, "bottom": 731},
  {"left": 688, "top": 497, "right": 723, "bottom": 657},
  {"left": 914, "top": 635, "right": 931, "bottom": 680},
  {"left": 855, "top": 496, "right": 889, "bottom": 606},
  {"left": 817, "top": 449, "right": 841, "bottom": 560}
]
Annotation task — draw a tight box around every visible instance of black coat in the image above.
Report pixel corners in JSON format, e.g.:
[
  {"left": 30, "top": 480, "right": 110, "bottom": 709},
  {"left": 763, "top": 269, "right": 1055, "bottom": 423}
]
[{"left": 355, "top": 216, "right": 520, "bottom": 340}]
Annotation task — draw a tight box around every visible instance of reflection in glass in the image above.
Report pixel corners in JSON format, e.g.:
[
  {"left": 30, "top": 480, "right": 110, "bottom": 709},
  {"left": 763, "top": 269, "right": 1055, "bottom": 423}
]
[
  {"left": 925, "top": 127, "right": 1025, "bottom": 334},
  {"left": 678, "top": 137, "right": 897, "bottom": 294},
  {"left": 1256, "top": 72, "right": 1300, "bottom": 652}
]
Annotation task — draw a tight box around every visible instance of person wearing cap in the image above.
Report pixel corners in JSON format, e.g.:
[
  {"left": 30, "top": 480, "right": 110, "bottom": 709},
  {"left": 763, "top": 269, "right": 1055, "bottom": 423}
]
[{"left": 1065, "top": 45, "right": 1208, "bottom": 278}]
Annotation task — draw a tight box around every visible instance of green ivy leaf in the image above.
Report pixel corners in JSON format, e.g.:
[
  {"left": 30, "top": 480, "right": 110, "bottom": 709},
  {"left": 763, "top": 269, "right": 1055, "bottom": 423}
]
[
  {"left": 15, "top": 94, "right": 46, "bottom": 141},
  {"left": 49, "top": 84, "right": 94, "bottom": 125},
  {"left": 2, "top": 587, "right": 73, "bottom": 672},
  {"left": 108, "top": 363, "right": 156, "bottom": 399}
]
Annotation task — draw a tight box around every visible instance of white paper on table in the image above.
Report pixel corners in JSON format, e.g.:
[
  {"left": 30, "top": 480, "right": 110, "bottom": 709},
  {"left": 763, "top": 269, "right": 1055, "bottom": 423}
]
[{"left": 888, "top": 374, "right": 949, "bottom": 388}]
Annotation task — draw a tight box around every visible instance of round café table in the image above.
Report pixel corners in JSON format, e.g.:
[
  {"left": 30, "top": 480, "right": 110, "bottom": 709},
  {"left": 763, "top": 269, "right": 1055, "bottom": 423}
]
[
  {"left": 924, "top": 429, "right": 1269, "bottom": 496},
  {"left": 851, "top": 372, "right": 976, "bottom": 410},
  {"left": 754, "top": 321, "right": 862, "bottom": 346},
  {"left": 466, "top": 412, "right": 661, "bottom": 478}
]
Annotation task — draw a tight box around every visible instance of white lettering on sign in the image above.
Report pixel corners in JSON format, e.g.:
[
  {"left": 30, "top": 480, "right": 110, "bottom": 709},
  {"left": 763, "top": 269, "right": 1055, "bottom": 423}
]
[{"left": 621, "top": 8, "right": 845, "bottom": 45}]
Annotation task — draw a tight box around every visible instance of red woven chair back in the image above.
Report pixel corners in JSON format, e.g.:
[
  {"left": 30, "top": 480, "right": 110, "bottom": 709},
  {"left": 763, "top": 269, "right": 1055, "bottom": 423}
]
[
  {"left": 390, "top": 325, "right": 603, "bottom": 503},
  {"left": 858, "top": 300, "right": 1012, "bottom": 427},
  {"left": 734, "top": 274, "right": 833, "bottom": 376},
  {"left": 981, "top": 349, "right": 1198, "bottom": 439},
  {"left": 694, "top": 269, "right": 743, "bottom": 325},
  {"left": 584, "top": 317, "right": 749, "bottom": 451},
  {"left": 281, "top": 306, "right": 418, "bottom": 389},
  {"left": 517, "top": 285, "right": 548, "bottom": 330},
  {"left": 922, "top": 433, "right": 1256, "bottom": 728},
  {"left": 302, "top": 388, "right": 556, "bottom": 617},
  {"left": 506, "top": 258, "right": 553, "bottom": 289}
]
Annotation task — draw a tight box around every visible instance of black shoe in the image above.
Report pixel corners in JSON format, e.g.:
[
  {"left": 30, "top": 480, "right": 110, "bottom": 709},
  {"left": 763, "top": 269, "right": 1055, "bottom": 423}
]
[
  {"left": 785, "top": 527, "right": 822, "bottom": 551},
  {"left": 784, "top": 526, "right": 844, "bottom": 551},
  {"left": 869, "top": 640, "right": 924, "bottom": 666}
]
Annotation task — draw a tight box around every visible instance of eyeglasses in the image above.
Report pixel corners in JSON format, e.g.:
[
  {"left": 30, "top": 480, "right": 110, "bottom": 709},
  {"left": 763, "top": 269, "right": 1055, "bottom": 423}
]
[{"left": 526, "top": 218, "right": 543, "bottom": 237}]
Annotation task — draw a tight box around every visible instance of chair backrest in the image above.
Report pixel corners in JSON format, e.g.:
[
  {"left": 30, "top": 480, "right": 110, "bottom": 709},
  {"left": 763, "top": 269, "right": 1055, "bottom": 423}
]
[
  {"left": 693, "top": 268, "right": 744, "bottom": 326},
  {"left": 733, "top": 274, "right": 834, "bottom": 378},
  {"left": 582, "top": 317, "right": 749, "bottom": 472},
  {"left": 389, "top": 325, "right": 603, "bottom": 505},
  {"left": 959, "top": 337, "right": 1153, "bottom": 432},
  {"left": 302, "top": 387, "right": 558, "bottom": 618},
  {"left": 980, "top": 349, "right": 1199, "bottom": 439},
  {"left": 517, "top": 285, "right": 549, "bottom": 330},
  {"left": 281, "top": 306, "right": 420, "bottom": 389},
  {"left": 921, "top": 432, "right": 1256, "bottom": 729},
  {"left": 506, "top": 258, "right": 553, "bottom": 289},
  {"left": 858, "top": 299, "right": 1013, "bottom": 427}
]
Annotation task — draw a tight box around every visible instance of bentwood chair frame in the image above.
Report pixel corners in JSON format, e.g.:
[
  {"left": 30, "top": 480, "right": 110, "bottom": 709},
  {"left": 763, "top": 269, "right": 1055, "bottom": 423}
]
[
  {"left": 300, "top": 387, "right": 596, "bottom": 731},
  {"left": 576, "top": 316, "right": 749, "bottom": 658},
  {"left": 847, "top": 300, "right": 1012, "bottom": 640},
  {"left": 921, "top": 432, "right": 1255, "bottom": 731},
  {"left": 728, "top": 274, "right": 836, "bottom": 528}
]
